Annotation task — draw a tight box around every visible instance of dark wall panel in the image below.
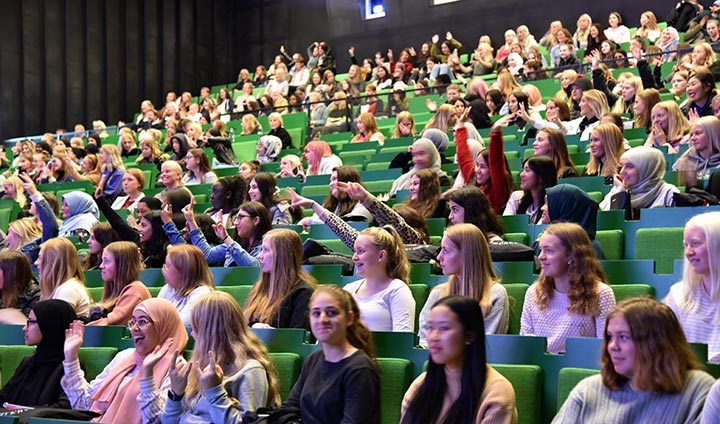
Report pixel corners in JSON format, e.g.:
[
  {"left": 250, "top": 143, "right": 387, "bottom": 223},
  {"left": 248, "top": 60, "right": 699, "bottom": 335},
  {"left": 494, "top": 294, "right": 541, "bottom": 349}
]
[
  {"left": 0, "top": 0, "right": 24, "bottom": 139},
  {"left": 22, "top": 0, "right": 44, "bottom": 135},
  {"left": 65, "top": 0, "right": 85, "bottom": 129},
  {"left": 44, "top": 0, "right": 65, "bottom": 131}
]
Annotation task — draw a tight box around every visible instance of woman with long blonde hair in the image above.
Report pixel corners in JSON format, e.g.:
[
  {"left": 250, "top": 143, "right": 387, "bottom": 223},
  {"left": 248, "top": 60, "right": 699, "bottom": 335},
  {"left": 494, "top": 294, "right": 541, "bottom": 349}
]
[
  {"left": 636, "top": 11, "right": 661, "bottom": 43},
  {"left": 244, "top": 228, "right": 316, "bottom": 329},
  {"left": 582, "top": 123, "right": 624, "bottom": 177},
  {"left": 5, "top": 217, "right": 41, "bottom": 255},
  {"left": 35, "top": 237, "right": 91, "bottom": 316},
  {"left": 163, "top": 291, "right": 281, "bottom": 422},
  {"left": 645, "top": 101, "right": 691, "bottom": 153},
  {"left": 418, "top": 224, "right": 509, "bottom": 347},
  {"left": 3, "top": 175, "right": 28, "bottom": 210},
  {"left": 392, "top": 111, "right": 417, "bottom": 138},
  {"left": 96, "top": 144, "right": 126, "bottom": 200}
]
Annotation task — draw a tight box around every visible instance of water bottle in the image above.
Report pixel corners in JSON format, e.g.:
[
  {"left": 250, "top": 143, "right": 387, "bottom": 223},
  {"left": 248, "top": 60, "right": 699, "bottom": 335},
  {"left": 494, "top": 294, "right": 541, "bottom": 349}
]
[{"left": 229, "top": 128, "right": 235, "bottom": 142}]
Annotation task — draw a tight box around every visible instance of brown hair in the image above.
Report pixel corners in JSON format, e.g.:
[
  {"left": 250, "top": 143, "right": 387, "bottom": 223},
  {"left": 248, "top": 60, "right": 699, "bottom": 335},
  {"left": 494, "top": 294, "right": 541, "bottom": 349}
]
[
  {"left": 165, "top": 244, "right": 215, "bottom": 297},
  {"left": 0, "top": 251, "right": 34, "bottom": 308},
  {"left": 99, "top": 241, "right": 144, "bottom": 310},
  {"left": 310, "top": 285, "right": 375, "bottom": 357},
  {"left": 403, "top": 169, "right": 441, "bottom": 218},
  {"left": 536, "top": 128, "right": 575, "bottom": 179}
]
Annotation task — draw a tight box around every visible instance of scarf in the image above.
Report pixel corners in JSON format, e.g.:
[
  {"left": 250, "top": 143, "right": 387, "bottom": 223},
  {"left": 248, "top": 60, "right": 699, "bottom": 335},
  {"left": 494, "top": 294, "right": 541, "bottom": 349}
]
[
  {"left": 390, "top": 138, "right": 447, "bottom": 195},
  {"left": 621, "top": 146, "right": 672, "bottom": 209},
  {"left": 257, "top": 135, "right": 283, "bottom": 164},
  {"left": 58, "top": 191, "right": 100, "bottom": 237},
  {"left": 546, "top": 184, "right": 599, "bottom": 239}
]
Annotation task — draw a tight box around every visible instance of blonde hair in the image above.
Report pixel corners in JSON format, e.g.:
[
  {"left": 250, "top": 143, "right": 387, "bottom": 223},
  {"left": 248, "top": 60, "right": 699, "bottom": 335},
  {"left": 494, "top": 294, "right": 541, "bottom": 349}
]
[
  {"left": 100, "top": 144, "right": 125, "bottom": 172},
  {"left": 425, "top": 104, "right": 457, "bottom": 133},
  {"left": 392, "top": 111, "right": 416, "bottom": 138},
  {"left": 650, "top": 101, "right": 690, "bottom": 142},
  {"left": 586, "top": 123, "right": 624, "bottom": 177},
  {"left": 38, "top": 238, "right": 86, "bottom": 299},
  {"left": 7, "top": 218, "right": 41, "bottom": 250},
  {"left": 582, "top": 89, "right": 610, "bottom": 120},
  {"left": 611, "top": 77, "right": 643, "bottom": 114},
  {"left": 185, "top": 291, "right": 281, "bottom": 406},
  {"left": 357, "top": 226, "right": 410, "bottom": 282},
  {"left": 3, "top": 175, "right": 27, "bottom": 209},
  {"left": 165, "top": 245, "right": 215, "bottom": 297},
  {"left": 244, "top": 229, "right": 316, "bottom": 324},
  {"left": 100, "top": 241, "right": 144, "bottom": 310}
]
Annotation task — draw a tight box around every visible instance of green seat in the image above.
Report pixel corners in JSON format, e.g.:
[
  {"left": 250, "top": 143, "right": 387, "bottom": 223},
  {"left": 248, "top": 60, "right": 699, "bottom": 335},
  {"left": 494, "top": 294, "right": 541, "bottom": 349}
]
[
  {"left": 212, "top": 266, "right": 262, "bottom": 286},
  {"left": 504, "top": 232, "right": 529, "bottom": 245},
  {"left": 82, "top": 326, "right": 134, "bottom": 350},
  {"left": 0, "top": 345, "right": 34, "bottom": 386},
  {"left": 557, "top": 368, "right": 599, "bottom": 410},
  {"left": 408, "top": 284, "right": 430, "bottom": 331},
  {"left": 635, "top": 227, "right": 684, "bottom": 274},
  {"left": 409, "top": 262, "right": 438, "bottom": 286},
  {"left": 315, "top": 239, "right": 352, "bottom": 255},
  {"left": 303, "top": 264, "right": 344, "bottom": 284},
  {"left": 493, "top": 364, "right": 542, "bottom": 424},
  {"left": 308, "top": 222, "right": 368, "bottom": 239},
  {"left": 494, "top": 261, "right": 535, "bottom": 284},
  {"left": 139, "top": 268, "right": 166, "bottom": 287},
  {"left": 377, "top": 358, "right": 413, "bottom": 424},
  {"left": 503, "top": 284, "right": 529, "bottom": 335},
  {"left": 251, "top": 328, "right": 311, "bottom": 358},
  {"left": 216, "top": 286, "right": 253, "bottom": 307},
  {"left": 595, "top": 229, "right": 624, "bottom": 260},
  {"left": 214, "top": 166, "right": 240, "bottom": 177},
  {"left": 364, "top": 180, "right": 394, "bottom": 194},
  {"left": 84, "top": 270, "right": 105, "bottom": 288},
  {"left": 424, "top": 218, "right": 445, "bottom": 237},
  {"left": 77, "top": 347, "right": 119, "bottom": 380},
  {"left": 87, "top": 287, "right": 104, "bottom": 302},
  {"left": 300, "top": 185, "right": 330, "bottom": 197},
  {"left": 0, "top": 325, "right": 24, "bottom": 345},
  {"left": 610, "top": 284, "right": 655, "bottom": 302},
  {"left": 268, "top": 352, "right": 302, "bottom": 402},
  {"left": 365, "top": 161, "right": 392, "bottom": 171}
]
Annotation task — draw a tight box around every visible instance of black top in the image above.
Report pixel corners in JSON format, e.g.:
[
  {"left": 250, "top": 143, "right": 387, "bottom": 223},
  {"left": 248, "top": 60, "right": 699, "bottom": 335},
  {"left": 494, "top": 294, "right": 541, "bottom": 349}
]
[
  {"left": 284, "top": 349, "right": 380, "bottom": 424},
  {"left": 269, "top": 127, "right": 293, "bottom": 150},
  {"left": 250, "top": 281, "right": 314, "bottom": 330}
]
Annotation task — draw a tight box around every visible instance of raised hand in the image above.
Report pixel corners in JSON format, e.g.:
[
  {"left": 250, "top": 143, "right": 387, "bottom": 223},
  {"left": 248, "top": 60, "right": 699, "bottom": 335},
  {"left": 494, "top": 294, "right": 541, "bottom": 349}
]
[
  {"left": 213, "top": 212, "right": 228, "bottom": 241},
  {"left": 181, "top": 196, "right": 196, "bottom": 223},
  {"left": 285, "top": 188, "right": 314, "bottom": 208},
  {"left": 408, "top": 46, "right": 416, "bottom": 56},
  {"left": 142, "top": 338, "right": 174, "bottom": 378},
  {"left": 515, "top": 103, "right": 530, "bottom": 122},
  {"left": 64, "top": 320, "right": 85, "bottom": 361},
  {"left": 445, "top": 31, "right": 453, "bottom": 40},
  {"left": 432, "top": 34, "right": 440, "bottom": 44},
  {"left": 688, "top": 107, "right": 700, "bottom": 125},
  {"left": 280, "top": 45, "right": 286, "bottom": 54},
  {"left": 168, "top": 350, "right": 193, "bottom": 397},
  {"left": 387, "top": 49, "right": 394, "bottom": 59},
  {"left": 195, "top": 351, "right": 224, "bottom": 390},
  {"left": 345, "top": 182, "right": 370, "bottom": 202},
  {"left": 18, "top": 173, "right": 37, "bottom": 196},
  {"left": 160, "top": 203, "right": 173, "bottom": 224}
]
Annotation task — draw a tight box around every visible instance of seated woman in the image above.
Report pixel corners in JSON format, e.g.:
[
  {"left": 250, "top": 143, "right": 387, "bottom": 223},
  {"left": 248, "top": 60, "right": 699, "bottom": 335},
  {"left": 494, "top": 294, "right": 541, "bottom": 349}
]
[
  {"left": 249, "top": 172, "right": 294, "bottom": 225},
  {"left": 28, "top": 182, "right": 99, "bottom": 241},
  {"left": 521, "top": 222, "right": 616, "bottom": 354},
  {"left": 389, "top": 138, "right": 449, "bottom": 197},
  {"left": 632, "top": 88, "right": 661, "bottom": 133},
  {"left": 181, "top": 149, "right": 218, "bottom": 186},
  {"left": 158, "top": 244, "right": 215, "bottom": 325},
  {"left": 564, "top": 89, "right": 610, "bottom": 141},
  {"left": 673, "top": 116, "right": 720, "bottom": 189},
  {"left": 119, "top": 130, "right": 141, "bottom": 158},
  {"left": 343, "top": 226, "right": 415, "bottom": 332},
  {"left": 582, "top": 123, "right": 624, "bottom": 178},
  {"left": 0, "top": 300, "right": 76, "bottom": 408},
  {"left": 205, "top": 175, "right": 246, "bottom": 226},
  {"left": 256, "top": 135, "right": 283, "bottom": 164},
  {"left": 244, "top": 229, "right": 316, "bottom": 329},
  {"left": 240, "top": 160, "right": 261, "bottom": 181},
  {"left": 110, "top": 168, "right": 146, "bottom": 211},
  {"left": 62, "top": 298, "right": 188, "bottom": 423},
  {"left": 299, "top": 165, "right": 372, "bottom": 228},
  {"left": 554, "top": 298, "right": 715, "bottom": 423},
  {"left": 405, "top": 169, "right": 447, "bottom": 219},
  {"left": 645, "top": 101, "right": 691, "bottom": 154},
  {"left": 392, "top": 111, "right": 416, "bottom": 139},
  {"left": 682, "top": 67, "right": 716, "bottom": 119},
  {"left": 136, "top": 131, "right": 168, "bottom": 169},
  {"left": 463, "top": 126, "right": 514, "bottom": 214},
  {"left": 303, "top": 140, "right": 343, "bottom": 176},
  {"left": 402, "top": 296, "right": 517, "bottom": 423},
  {"left": 87, "top": 241, "right": 151, "bottom": 326},
  {"left": 503, "top": 155, "right": 557, "bottom": 223},
  {"left": 283, "top": 285, "right": 380, "bottom": 423},
  {"left": 664, "top": 211, "right": 720, "bottom": 363},
  {"left": 277, "top": 155, "right": 305, "bottom": 181},
  {"left": 600, "top": 146, "right": 679, "bottom": 212},
  {"left": 81, "top": 222, "right": 121, "bottom": 270},
  {"left": 3, "top": 175, "right": 29, "bottom": 215},
  {"left": 35, "top": 238, "right": 92, "bottom": 317},
  {"left": 4, "top": 217, "right": 42, "bottom": 268},
  {"left": 0, "top": 251, "right": 40, "bottom": 324},
  {"left": 169, "top": 134, "right": 192, "bottom": 166},
  {"left": 541, "top": 184, "right": 605, "bottom": 260},
  {"left": 96, "top": 145, "right": 126, "bottom": 201},
  {"left": 533, "top": 128, "right": 577, "bottom": 179},
  {"left": 418, "top": 224, "right": 510, "bottom": 347},
  {"left": 155, "top": 161, "right": 193, "bottom": 203},
  {"left": 163, "top": 292, "right": 280, "bottom": 421},
  {"left": 267, "top": 112, "right": 292, "bottom": 150},
  {"left": 351, "top": 112, "right": 386, "bottom": 145}
]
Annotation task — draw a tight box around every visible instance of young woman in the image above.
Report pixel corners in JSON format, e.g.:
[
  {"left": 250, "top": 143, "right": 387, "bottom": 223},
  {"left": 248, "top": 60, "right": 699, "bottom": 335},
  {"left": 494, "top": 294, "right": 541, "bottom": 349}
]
[
  {"left": 240, "top": 114, "right": 263, "bottom": 136},
  {"left": 351, "top": 112, "right": 386, "bottom": 145},
  {"left": 564, "top": 89, "right": 610, "bottom": 141},
  {"left": 554, "top": 298, "right": 715, "bottom": 423},
  {"left": 485, "top": 90, "right": 506, "bottom": 116},
  {"left": 0, "top": 300, "right": 76, "bottom": 408},
  {"left": 156, "top": 161, "right": 192, "bottom": 202},
  {"left": 604, "top": 11, "right": 631, "bottom": 44},
  {"left": 392, "top": 111, "right": 416, "bottom": 139},
  {"left": 267, "top": 112, "right": 292, "bottom": 150},
  {"left": 4, "top": 217, "right": 42, "bottom": 265},
  {"left": 0, "top": 251, "right": 40, "bottom": 323},
  {"left": 582, "top": 123, "right": 624, "bottom": 178},
  {"left": 169, "top": 134, "right": 192, "bottom": 166},
  {"left": 256, "top": 135, "right": 283, "bottom": 164},
  {"left": 158, "top": 244, "right": 215, "bottom": 325},
  {"left": 664, "top": 211, "right": 720, "bottom": 363},
  {"left": 303, "top": 140, "right": 342, "bottom": 176},
  {"left": 283, "top": 285, "right": 380, "bottom": 423},
  {"left": 632, "top": 88, "right": 661, "bottom": 132},
  {"left": 240, "top": 160, "right": 261, "bottom": 180},
  {"left": 82, "top": 222, "right": 121, "bottom": 270},
  {"left": 206, "top": 175, "right": 246, "bottom": 225},
  {"left": 645, "top": 100, "right": 691, "bottom": 153},
  {"left": 533, "top": 128, "right": 577, "bottom": 179},
  {"left": 462, "top": 126, "right": 514, "bottom": 214},
  {"left": 249, "top": 172, "right": 293, "bottom": 225},
  {"left": 683, "top": 68, "right": 716, "bottom": 118},
  {"left": 636, "top": 11, "right": 661, "bottom": 43},
  {"left": 402, "top": 296, "right": 517, "bottom": 423},
  {"left": 405, "top": 168, "right": 446, "bottom": 218},
  {"left": 277, "top": 155, "right": 304, "bottom": 181},
  {"left": 419, "top": 224, "right": 509, "bottom": 347},
  {"left": 110, "top": 168, "right": 146, "bottom": 211},
  {"left": 298, "top": 166, "right": 372, "bottom": 227},
  {"left": 244, "top": 228, "right": 316, "bottom": 329},
  {"left": 609, "top": 76, "right": 642, "bottom": 116},
  {"left": 96, "top": 144, "right": 126, "bottom": 201},
  {"left": 503, "top": 156, "right": 557, "bottom": 223},
  {"left": 87, "top": 241, "right": 151, "bottom": 326},
  {"left": 600, "top": 146, "right": 679, "bottom": 211},
  {"left": 673, "top": 116, "right": 720, "bottom": 188},
  {"left": 520, "top": 222, "right": 616, "bottom": 354},
  {"left": 34, "top": 238, "right": 91, "bottom": 317},
  {"left": 3, "top": 175, "right": 28, "bottom": 212},
  {"left": 62, "top": 298, "right": 189, "bottom": 423},
  {"left": 162, "top": 292, "right": 281, "bottom": 422},
  {"left": 119, "top": 130, "right": 141, "bottom": 158},
  {"left": 182, "top": 148, "right": 218, "bottom": 185},
  {"left": 389, "top": 138, "right": 449, "bottom": 197},
  {"left": 136, "top": 134, "right": 168, "bottom": 169},
  {"left": 343, "top": 226, "right": 415, "bottom": 332}
]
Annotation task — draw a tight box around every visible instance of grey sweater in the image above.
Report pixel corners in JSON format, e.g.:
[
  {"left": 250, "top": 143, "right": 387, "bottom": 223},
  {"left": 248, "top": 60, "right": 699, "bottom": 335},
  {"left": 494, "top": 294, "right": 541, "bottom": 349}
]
[{"left": 553, "top": 371, "right": 714, "bottom": 424}]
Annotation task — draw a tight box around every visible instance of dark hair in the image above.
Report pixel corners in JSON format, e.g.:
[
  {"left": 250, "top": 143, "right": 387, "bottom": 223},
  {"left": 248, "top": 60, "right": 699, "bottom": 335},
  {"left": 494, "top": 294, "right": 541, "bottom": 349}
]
[
  {"left": 689, "top": 67, "right": 717, "bottom": 104},
  {"left": 41, "top": 192, "right": 60, "bottom": 216},
  {"left": 170, "top": 134, "right": 191, "bottom": 162},
  {"left": 509, "top": 91, "right": 530, "bottom": 129},
  {"left": 210, "top": 175, "right": 247, "bottom": 214},
  {"left": 322, "top": 166, "right": 363, "bottom": 217},
  {"left": 392, "top": 204, "right": 431, "bottom": 244},
  {"left": 232, "top": 201, "right": 272, "bottom": 251},
  {"left": 0, "top": 251, "right": 34, "bottom": 308},
  {"left": 251, "top": 172, "right": 281, "bottom": 210},
  {"left": 484, "top": 90, "right": 506, "bottom": 115},
  {"left": 449, "top": 187, "right": 504, "bottom": 237},
  {"left": 401, "top": 296, "right": 487, "bottom": 424},
  {"left": 140, "top": 210, "right": 169, "bottom": 266},
  {"left": 83, "top": 222, "right": 121, "bottom": 270},
  {"left": 195, "top": 213, "right": 224, "bottom": 245},
  {"left": 517, "top": 155, "right": 557, "bottom": 223},
  {"left": 138, "top": 196, "right": 162, "bottom": 211}
]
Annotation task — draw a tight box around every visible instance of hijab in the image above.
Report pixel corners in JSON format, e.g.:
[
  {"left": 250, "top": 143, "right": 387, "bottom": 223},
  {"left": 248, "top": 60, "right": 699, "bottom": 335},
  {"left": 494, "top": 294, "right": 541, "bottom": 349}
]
[
  {"left": 621, "top": 146, "right": 674, "bottom": 209},
  {"left": 257, "top": 135, "right": 283, "bottom": 164},
  {"left": 91, "top": 298, "right": 188, "bottom": 424},
  {"left": 546, "top": 184, "right": 599, "bottom": 240},
  {"left": 0, "top": 299, "right": 76, "bottom": 406},
  {"left": 657, "top": 28, "right": 679, "bottom": 61},
  {"left": 58, "top": 191, "right": 100, "bottom": 237},
  {"left": 390, "top": 138, "right": 447, "bottom": 195}
]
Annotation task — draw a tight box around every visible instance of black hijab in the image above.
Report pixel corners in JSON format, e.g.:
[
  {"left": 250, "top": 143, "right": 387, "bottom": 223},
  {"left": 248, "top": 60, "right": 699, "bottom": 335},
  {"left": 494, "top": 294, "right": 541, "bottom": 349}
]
[{"left": 0, "top": 299, "right": 76, "bottom": 407}]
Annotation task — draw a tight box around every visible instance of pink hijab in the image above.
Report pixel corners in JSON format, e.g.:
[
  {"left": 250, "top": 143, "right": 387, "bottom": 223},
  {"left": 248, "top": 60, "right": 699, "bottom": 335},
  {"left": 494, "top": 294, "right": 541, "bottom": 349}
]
[{"left": 90, "top": 298, "right": 188, "bottom": 423}]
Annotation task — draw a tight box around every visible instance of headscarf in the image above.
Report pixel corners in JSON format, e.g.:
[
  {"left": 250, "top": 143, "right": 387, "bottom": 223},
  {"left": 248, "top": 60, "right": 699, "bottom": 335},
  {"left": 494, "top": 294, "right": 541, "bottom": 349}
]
[
  {"left": 507, "top": 52, "right": 524, "bottom": 76},
  {"left": 421, "top": 128, "right": 450, "bottom": 153},
  {"left": 58, "top": 191, "right": 100, "bottom": 237},
  {"left": 91, "top": 298, "right": 188, "bottom": 424},
  {"left": 546, "top": 184, "right": 599, "bottom": 240},
  {"left": 390, "top": 138, "right": 447, "bottom": 195},
  {"left": 170, "top": 134, "right": 192, "bottom": 162},
  {"left": 0, "top": 299, "right": 76, "bottom": 406},
  {"left": 621, "top": 146, "right": 673, "bottom": 209},
  {"left": 657, "top": 28, "right": 679, "bottom": 61},
  {"left": 256, "top": 135, "right": 283, "bottom": 164}
]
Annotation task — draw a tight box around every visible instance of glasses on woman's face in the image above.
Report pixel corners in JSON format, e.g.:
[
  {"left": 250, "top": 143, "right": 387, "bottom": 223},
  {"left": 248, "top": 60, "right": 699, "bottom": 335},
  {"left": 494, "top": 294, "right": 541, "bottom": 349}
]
[
  {"left": 26, "top": 319, "right": 38, "bottom": 326},
  {"left": 127, "top": 317, "right": 153, "bottom": 330},
  {"left": 235, "top": 213, "right": 252, "bottom": 223}
]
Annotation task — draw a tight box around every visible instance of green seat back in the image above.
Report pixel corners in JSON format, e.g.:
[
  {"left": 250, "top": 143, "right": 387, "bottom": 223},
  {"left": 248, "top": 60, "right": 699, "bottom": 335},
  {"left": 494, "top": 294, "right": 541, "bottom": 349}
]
[
  {"left": 557, "top": 368, "right": 599, "bottom": 410},
  {"left": 268, "top": 352, "right": 302, "bottom": 402},
  {"left": 377, "top": 358, "right": 413, "bottom": 424},
  {"left": 595, "top": 229, "right": 624, "bottom": 260},
  {"left": 504, "top": 232, "right": 529, "bottom": 245},
  {"left": 84, "top": 270, "right": 105, "bottom": 288},
  {"left": 0, "top": 345, "right": 34, "bottom": 386},
  {"left": 610, "top": 284, "right": 655, "bottom": 303},
  {"left": 87, "top": 287, "right": 104, "bottom": 302},
  {"left": 216, "top": 286, "right": 253, "bottom": 308},
  {"left": 635, "top": 227, "right": 684, "bottom": 274},
  {"left": 493, "top": 364, "right": 542, "bottom": 424},
  {"left": 408, "top": 284, "right": 429, "bottom": 332},
  {"left": 302, "top": 264, "right": 344, "bottom": 285},
  {"left": 77, "top": 347, "right": 119, "bottom": 380},
  {"left": 212, "top": 266, "right": 262, "bottom": 286},
  {"left": 504, "top": 284, "right": 530, "bottom": 335}
]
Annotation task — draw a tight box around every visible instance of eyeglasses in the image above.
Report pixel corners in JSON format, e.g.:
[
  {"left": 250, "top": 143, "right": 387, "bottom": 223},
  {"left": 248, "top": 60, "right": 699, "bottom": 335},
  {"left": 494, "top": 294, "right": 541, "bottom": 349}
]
[
  {"left": 235, "top": 213, "right": 252, "bottom": 223},
  {"left": 26, "top": 319, "right": 38, "bottom": 326},
  {"left": 127, "top": 318, "right": 154, "bottom": 330}
]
